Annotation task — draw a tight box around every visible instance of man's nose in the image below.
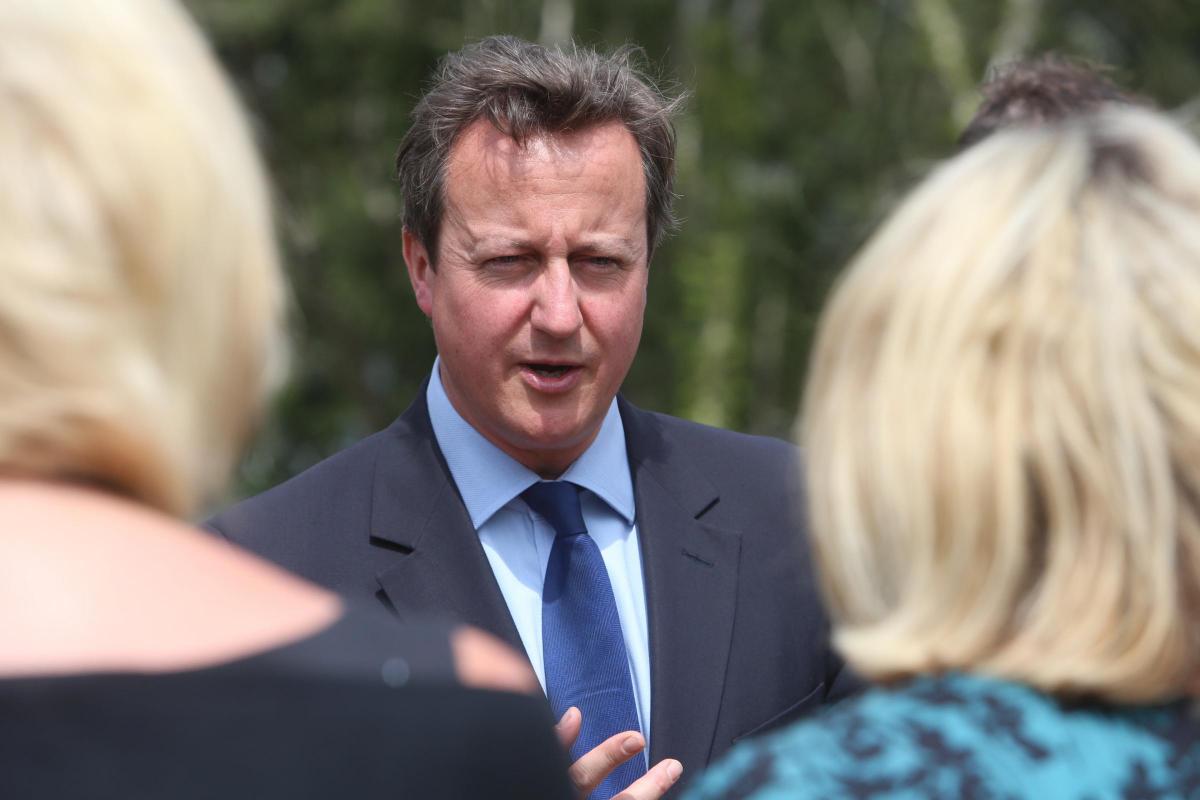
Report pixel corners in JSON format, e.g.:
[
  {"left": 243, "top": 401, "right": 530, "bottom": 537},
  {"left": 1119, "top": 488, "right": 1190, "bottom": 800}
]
[{"left": 530, "top": 260, "right": 583, "bottom": 338}]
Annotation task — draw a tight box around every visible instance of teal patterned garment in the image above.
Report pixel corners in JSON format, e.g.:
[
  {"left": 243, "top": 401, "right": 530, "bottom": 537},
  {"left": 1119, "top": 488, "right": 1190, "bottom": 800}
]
[{"left": 683, "top": 673, "right": 1200, "bottom": 799}]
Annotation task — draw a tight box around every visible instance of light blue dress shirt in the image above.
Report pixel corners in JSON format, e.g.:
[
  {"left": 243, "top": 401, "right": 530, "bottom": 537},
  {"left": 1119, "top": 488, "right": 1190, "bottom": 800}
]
[{"left": 426, "top": 360, "right": 652, "bottom": 746}]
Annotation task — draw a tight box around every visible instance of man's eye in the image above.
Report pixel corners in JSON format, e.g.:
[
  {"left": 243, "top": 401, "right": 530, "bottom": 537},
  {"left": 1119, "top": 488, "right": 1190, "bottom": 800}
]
[
  {"left": 580, "top": 256, "right": 619, "bottom": 269},
  {"left": 483, "top": 255, "right": 525, "bottom": 268}
]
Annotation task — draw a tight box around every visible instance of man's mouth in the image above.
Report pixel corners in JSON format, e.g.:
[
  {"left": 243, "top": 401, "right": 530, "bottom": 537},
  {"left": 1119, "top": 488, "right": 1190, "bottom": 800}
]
[
  {"left": 524, "top": 363, "right": 577, "bottom": 377},
  {"left": 519, "top": 362, "right": 584, "bottom": 393}
]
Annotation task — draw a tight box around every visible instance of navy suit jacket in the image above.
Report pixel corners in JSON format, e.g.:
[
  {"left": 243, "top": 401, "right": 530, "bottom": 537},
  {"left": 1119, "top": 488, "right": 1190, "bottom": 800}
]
[{"left": 209, "top": 390, "right": 857, "bottom": 794}]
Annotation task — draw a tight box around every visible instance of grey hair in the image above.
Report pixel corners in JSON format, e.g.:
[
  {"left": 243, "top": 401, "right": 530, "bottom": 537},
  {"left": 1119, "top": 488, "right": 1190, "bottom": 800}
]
[{"left": 395, "top": 35, "right": 684, "bottom": 262}]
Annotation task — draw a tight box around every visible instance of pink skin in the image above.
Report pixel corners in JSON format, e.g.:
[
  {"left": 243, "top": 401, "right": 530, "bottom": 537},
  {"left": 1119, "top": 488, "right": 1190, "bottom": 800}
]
[{"left": 404, "top": 120, "right": 649, "bottom": 478}]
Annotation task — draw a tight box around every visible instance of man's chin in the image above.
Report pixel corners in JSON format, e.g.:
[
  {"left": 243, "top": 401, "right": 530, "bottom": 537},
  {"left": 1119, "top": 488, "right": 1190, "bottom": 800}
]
[
  {"left": 511, "top": 427, "right": 591, "bottom": 455},
  {"left": 498, "top": 420, "right": 602, "bottom": 476}
]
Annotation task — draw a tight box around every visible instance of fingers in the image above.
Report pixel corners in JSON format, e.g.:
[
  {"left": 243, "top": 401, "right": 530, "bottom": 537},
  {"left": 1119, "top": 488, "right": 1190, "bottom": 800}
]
[
  {"left": 611, "top": 759, "right": 684, "bottom": 800},
  {"left": 568, "top": 730, "right": 646, "bottom": 796},
  {"left": 450, "top": 626, "right": 538, "bottom": 694},
  {"left": 556, "top": 706, "right": 581, "bottom": 750}
]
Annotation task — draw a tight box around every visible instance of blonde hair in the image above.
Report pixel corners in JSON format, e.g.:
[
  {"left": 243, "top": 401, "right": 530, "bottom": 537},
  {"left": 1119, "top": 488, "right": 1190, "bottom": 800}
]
[
  {"left": 0, "top": 0, "right": 285, "bottom": 516},
  {"left": 802, "top": 106, "right": 1200, "bottom": 703}
]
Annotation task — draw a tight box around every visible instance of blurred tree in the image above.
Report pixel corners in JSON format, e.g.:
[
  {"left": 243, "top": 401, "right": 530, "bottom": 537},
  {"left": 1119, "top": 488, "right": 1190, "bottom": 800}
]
[{"left": 183, "top": 0, "right": 1200, "bottom": 505}]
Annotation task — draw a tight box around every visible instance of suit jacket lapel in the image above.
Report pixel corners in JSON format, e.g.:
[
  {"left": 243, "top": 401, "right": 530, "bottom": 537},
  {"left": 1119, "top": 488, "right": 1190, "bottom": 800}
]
[
  {"left": 370, "top": 387, "right": 524, "bottom": 652},
  {"left": 367, "top": 390, "right": 742, "bottom": 770},
  {"left": 620, "top": 400, "right": 741, "bottom": 772}
]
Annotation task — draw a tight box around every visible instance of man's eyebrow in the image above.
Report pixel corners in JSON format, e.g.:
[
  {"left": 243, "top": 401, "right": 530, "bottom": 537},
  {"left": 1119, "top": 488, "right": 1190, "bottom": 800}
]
[
  {"left": 465, "top": 236, "right": 532, "bottom": 257},
  {"left": 575, "top": 237, "right": 642, "bottom": 256},
  {"left": 464, "top": 235, "right": 644, "bottom": 258}
]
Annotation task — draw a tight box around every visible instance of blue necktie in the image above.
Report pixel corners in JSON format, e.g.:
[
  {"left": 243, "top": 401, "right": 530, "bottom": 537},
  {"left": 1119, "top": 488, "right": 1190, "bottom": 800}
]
[{"left": 523, "top": 480, "right": 646, "bottom": 799}]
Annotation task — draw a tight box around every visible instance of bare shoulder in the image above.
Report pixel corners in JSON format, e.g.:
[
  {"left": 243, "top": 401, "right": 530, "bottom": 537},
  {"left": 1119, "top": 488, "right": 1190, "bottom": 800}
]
[{"left": 0, "top": 481, "right": 340, "bottom": 677}]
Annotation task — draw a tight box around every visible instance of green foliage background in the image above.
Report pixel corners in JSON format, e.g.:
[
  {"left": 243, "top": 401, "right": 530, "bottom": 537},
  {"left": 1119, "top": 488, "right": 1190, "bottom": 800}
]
[{"left": 184, "top": 0, "right": 1200, "bottom": 503}]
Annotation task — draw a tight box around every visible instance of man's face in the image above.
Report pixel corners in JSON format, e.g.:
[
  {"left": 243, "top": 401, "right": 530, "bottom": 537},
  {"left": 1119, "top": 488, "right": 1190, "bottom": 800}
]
[{"left": 404, "top": 119, "right": 649, "bottom": 477}]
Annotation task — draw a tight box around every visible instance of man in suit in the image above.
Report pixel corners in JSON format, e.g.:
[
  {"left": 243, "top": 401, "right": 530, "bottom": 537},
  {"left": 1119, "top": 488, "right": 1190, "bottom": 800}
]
[{"left": 210, "top": 35, "right": 855, "bottom": 798}]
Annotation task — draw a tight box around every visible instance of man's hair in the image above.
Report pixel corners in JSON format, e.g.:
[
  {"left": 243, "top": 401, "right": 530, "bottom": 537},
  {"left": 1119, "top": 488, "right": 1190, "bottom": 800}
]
[
  {"left": 0, "top": 0, "right": 287, "bottom": 516},
  {"left": 958, "top": 55, "right": 1143, "bottom": 148},
  {"left": 395, "top": 35, "right": 683, "bottom": 261},
  {"left": 803, "top": 107, "right": 1200, "bottom": 703}
]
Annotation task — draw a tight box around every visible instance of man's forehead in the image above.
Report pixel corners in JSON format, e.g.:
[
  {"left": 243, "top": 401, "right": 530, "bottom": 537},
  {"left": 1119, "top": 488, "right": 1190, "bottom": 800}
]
[{"left": 445, "top": 118, "right": 643, "bottom": 187}]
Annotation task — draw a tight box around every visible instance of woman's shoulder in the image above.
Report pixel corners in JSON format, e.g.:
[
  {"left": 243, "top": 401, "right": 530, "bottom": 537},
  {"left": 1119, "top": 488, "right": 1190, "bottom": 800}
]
[
  {"left": 0, "top": 606, "right": 568, "bottom": 800},
  {"left": 684, "top": 673, "right": 1200, "bottom": 799}
]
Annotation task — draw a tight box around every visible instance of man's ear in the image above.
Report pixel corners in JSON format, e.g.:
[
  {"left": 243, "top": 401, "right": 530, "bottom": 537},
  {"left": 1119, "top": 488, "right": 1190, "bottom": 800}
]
[{"left": 402, "top": 229, "right": 435, "bottom": 318}]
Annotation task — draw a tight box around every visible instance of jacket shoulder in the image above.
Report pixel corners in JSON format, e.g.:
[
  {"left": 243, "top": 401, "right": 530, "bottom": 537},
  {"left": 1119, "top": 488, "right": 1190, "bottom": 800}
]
[
  {"left": 206, "top": 426, "right": 395, "bottom": 548},
  {"left": 629, "top": 406, "right": 800, "bottom": 481}
]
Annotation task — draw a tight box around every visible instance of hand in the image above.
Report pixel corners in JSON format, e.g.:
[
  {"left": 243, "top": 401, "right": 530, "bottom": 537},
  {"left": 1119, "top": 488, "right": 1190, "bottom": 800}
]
[{"left": 556, "top": 707, "right": 684, "bottom": 799}]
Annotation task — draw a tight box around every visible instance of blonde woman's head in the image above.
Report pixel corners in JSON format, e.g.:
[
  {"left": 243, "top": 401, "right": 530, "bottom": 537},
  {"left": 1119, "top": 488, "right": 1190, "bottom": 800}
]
[
  {"left": 802, "top": 106, "right": 1200, "bottom": 703},
  {"left": 0, "top": 0, "right": 285, "bottom": 516}
]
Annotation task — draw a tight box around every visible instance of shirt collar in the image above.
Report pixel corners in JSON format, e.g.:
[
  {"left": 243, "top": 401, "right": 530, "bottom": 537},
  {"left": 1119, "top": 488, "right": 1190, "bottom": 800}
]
[
  {"left": 558, "top": 401, "right": 635, "bottom": 525},
  {"left": 426, "top": 358, "right": 635, "bottom": 529}
]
